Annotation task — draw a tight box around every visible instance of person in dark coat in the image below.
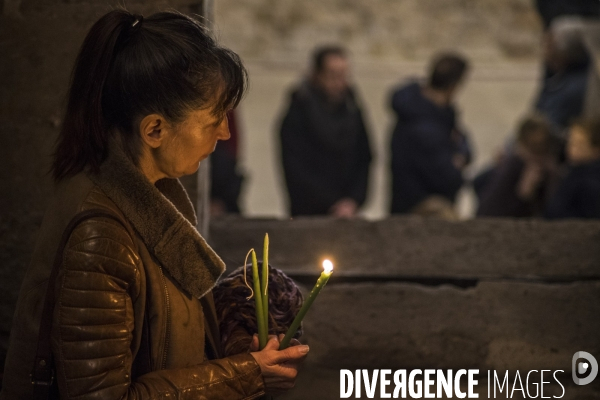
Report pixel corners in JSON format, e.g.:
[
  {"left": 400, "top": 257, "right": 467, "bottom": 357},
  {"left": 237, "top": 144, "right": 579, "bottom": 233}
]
[
  {"left": 279, "top": 46, "right": 372, "bottom": 217},
  {"left": 535, "top": 0, "right": 600, "bottom": 29},
  {"left": 535, "top": 17, "right": 590, "bottom": 135},
  {"left": 390, "top": 53, "right": 472, "bottom": 216},
  {"left": 477, "top": 114, "right": 559, "bottom": 218},
  {"left": 545, "top": 118, "right": 600, "bottom": 218}
]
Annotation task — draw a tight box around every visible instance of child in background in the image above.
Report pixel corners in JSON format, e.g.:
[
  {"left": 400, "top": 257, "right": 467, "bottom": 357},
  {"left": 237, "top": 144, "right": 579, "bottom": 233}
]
[
  {"left": 477, "top": 114, "right": 559, "bottom": 217},
  {"left": 545, "top": 118, "right": 600, "bottom": 219}
]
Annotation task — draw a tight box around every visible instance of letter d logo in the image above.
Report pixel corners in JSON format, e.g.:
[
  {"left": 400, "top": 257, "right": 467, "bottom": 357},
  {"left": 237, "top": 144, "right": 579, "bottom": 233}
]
[{"left": 572, "top": 351, "right": 598, "bottom": 385}]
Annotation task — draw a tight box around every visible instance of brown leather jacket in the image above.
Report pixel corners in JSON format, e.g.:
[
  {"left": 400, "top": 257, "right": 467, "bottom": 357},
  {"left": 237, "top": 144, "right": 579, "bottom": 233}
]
[{"left": 1, "top": 146, "right": 265, "bottom": 399}]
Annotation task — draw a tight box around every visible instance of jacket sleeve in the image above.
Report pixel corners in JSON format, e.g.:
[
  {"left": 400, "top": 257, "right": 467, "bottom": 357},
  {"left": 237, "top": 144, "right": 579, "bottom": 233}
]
[
  {"left": 279, "top": 94, "right": 335, "bottom": 208},
  {"left": 544, "top": 173, "right": 600, "bottom": 219},
  {"left": 408, "top": 126, "right": 464, "bottom": 197},
  {"left": 346, "top": 107, "right": 372, "bottom": 206},
  {"left": 223, "top": 327, "right": 254, "bottom": 357},
  {"left": 51, "top": 216, "right": 265, "bottom": 400}
]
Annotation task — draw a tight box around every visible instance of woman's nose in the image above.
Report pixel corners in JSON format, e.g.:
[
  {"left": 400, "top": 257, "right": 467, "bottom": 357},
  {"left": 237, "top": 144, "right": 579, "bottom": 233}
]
[{"left": 218, "top": 118, "right": 231, "bottom": 141}]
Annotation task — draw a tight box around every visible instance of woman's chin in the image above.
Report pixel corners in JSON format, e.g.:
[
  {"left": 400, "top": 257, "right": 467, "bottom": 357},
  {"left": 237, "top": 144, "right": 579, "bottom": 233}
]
[
  {"left": 190, "top": 161, "right": 204, "bottom": 174},
  {"left": 183, "top": 164, "right": 201, "bottom": 176},
  {"left": 172, "top": 158, "right": 207, "bottom": 178},
  {"left": 168, "top": 164, "right": 200, "bottom": 179}
]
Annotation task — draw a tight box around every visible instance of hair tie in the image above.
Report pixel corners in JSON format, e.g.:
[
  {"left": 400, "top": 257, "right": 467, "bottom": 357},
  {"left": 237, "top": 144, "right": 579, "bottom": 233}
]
[{"left": 132, "top": 14, "right": 143, "bottom": 28}]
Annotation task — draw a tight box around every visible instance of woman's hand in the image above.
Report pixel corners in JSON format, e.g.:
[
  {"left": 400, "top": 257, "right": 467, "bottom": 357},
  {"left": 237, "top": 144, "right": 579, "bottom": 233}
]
[{"left": 249, "top": 334, "right": 309, "bottom": 395}]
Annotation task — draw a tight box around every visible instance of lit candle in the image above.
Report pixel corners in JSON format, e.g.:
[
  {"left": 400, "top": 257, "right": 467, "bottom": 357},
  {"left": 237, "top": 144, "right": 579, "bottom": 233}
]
[{"left": 279, "top": 259, "right": 334, "bottom": 350}]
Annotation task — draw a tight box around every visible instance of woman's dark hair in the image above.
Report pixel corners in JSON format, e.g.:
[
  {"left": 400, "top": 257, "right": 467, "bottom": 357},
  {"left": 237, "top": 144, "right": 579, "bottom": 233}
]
[
  {"left": 53, "top": 10, "right": 247, "bottom": 180},
  {"left": 428, "top": 53, "right": 469, "bottom": 90}
]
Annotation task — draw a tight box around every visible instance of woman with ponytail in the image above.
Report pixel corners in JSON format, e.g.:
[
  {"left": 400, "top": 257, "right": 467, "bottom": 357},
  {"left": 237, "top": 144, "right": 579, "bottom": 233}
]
[{"left": 1, "top": 10, "right": 307, "bottom": 400}]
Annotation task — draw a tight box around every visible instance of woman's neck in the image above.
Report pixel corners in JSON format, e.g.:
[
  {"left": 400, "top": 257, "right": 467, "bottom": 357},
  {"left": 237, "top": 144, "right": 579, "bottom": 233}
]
[{"left": 137, "top": 147, "right": 166, "bottom": 184}]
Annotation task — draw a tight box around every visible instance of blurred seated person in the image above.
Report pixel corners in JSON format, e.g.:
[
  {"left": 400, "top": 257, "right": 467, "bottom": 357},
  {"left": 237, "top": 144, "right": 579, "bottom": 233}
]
[
  {"left": 477, "top": 114, "right": 559, "bottom": 217},
  {"left": 535, "top": 16, "right": 590, "bottom": 135},
  {"left": 389, "top": 53, "right": 472, "bottom": 218},
  {"left": 211, "top": 110, "right": 244, "bottom": 216},
  {"left": 279, "top": 46, "right": 372, "bottom": 217},
  {"left": 545, "top": 118, "right": 600, "bottom": 219}
]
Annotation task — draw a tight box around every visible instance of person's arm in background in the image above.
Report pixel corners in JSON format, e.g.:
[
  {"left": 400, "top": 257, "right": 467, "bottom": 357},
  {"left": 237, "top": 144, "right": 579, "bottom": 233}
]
[
  {"left": 331, "top": 109, "right": 372, "bottom": 218},
  {"left": 329, "top": 90, "right": 373, "bottom": 218},
  {"left": 280, "top": 92, "right": 334, "bottom": 213},
  {"left": 451, "top": 127, "right": 473, "bottom": 168},
  {"left": 346, "top": 107, "right": 372, "bottom": 208}
]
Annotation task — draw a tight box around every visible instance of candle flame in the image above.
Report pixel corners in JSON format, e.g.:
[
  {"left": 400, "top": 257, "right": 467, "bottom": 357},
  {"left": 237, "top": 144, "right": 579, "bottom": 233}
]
[{"left": 322, "top": 259, "right": 334, "bottom": 273}]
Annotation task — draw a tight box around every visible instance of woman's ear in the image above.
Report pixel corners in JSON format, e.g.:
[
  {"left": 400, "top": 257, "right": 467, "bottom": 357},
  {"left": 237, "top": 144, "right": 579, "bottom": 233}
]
[{"left": 139, "top": 114, "right": 168, "bottom": 149}]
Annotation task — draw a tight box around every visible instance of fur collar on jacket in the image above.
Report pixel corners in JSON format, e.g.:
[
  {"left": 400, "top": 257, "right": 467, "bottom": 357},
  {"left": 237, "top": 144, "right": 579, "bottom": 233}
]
[{"left": 88, "top": 144, "right": 225, "bottom": 299}]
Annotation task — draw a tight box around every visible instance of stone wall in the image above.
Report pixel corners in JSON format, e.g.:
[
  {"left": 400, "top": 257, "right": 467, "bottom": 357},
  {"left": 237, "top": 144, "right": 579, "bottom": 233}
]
[
  {"left": 210, "top": 216, "right": 600, "bottom": 399},
  {"left": 214, "top": 0, "right": 542, "bottom": 65},
  {"left": 210, "top": 217, "right": 600, "bottom": 280}
]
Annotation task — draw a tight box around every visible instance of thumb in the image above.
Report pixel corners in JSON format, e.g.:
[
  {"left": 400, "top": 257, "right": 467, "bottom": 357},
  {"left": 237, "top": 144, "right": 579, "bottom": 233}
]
[{"left": 272, "top": 344, "right": 310, "bottom": 364}]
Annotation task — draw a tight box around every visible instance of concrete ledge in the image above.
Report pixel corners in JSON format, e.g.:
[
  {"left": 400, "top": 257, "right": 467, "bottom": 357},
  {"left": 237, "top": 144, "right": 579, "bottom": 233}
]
[
  {"left": 279, "top": 281, "right": 600, "bottom": 399},
  {"left": 209, "top": 216, "right": 600, "bottom": 280},
  {"left": 298, "top": 281, "right": 599, "bottom": 371},
  {"left": 210, "top": 216, "right": 600, "bottom": 399}
]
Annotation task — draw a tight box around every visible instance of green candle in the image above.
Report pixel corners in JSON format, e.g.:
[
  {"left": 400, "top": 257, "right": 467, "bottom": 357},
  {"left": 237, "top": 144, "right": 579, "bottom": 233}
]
[
  {"left": 279, "top": 259, "right": 334, "bottom": 350},
  {"left": 262, "top": 233, "right": 269, "bottom": 337},
  {"left": 251, "top": 249, "right": 267, "bottom": 349}
]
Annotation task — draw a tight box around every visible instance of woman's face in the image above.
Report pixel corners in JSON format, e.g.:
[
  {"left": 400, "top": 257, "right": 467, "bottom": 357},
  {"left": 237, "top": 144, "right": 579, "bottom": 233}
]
[{"left": 154, "top": 107, "right": 230, "bottom": 178}]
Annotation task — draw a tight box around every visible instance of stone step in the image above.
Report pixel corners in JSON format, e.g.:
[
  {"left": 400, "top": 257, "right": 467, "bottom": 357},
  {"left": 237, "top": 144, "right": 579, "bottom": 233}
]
[
  {"left": 209, "top": 216, "right": 600, "bottom": 280},
  {"left": 279, "top": 281, "right": 600, "bottom": 399}
]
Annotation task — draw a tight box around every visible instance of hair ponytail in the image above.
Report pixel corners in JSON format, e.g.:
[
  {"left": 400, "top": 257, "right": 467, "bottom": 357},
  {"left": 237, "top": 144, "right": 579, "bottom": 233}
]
[
  {"left": 52, "top": 9, "right": 246, "bottom": 181},
  {"left": 53, "top": 10, "right": 134, "bottom": 180}
]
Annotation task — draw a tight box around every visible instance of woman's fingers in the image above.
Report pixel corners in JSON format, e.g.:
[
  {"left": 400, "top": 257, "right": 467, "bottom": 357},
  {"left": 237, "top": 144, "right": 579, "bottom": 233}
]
[
  {"left": 271, "top": 344, "right": 309, "bottom": 364},
  {"left": 275, "top": 334, "right": 301, "bottom": 346},
  {"left": 251, "top": 334, "right": 302, "bottom": 354},
  {"left": 263, "top": 336, "right": 281, "bottom": 351},
  {"left": 249, "top": 334, "right": 309, "bottom": 395},
  {"left": 249, "top": 334, "right": 259, "bottom": 352}
]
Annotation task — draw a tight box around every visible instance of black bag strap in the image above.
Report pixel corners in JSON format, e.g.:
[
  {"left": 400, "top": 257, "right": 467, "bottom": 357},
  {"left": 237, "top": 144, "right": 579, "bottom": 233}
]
[{"left": 31, "top": 209, "right": 126, "bottom": 400}]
